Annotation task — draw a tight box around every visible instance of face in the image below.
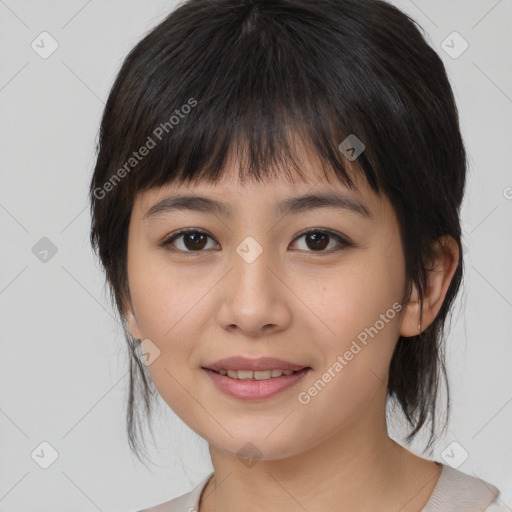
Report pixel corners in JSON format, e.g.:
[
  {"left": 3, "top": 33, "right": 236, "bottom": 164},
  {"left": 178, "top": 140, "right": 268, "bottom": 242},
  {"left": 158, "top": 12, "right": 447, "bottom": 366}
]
[{"left": 125, "top": 148, "right": 410, "bottom": 461}]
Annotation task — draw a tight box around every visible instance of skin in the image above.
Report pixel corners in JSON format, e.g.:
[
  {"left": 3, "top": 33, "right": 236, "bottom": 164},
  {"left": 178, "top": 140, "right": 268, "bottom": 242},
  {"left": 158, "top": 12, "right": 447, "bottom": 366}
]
[{"left": 125, "top": 146, "right": 459, "bottom": 512}]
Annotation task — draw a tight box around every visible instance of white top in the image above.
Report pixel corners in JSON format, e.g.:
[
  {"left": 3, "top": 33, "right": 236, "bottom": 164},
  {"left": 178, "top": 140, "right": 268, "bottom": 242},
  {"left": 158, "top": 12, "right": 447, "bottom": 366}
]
[{"left": 137, "top": 462, "right": 508, "bottom": 512}]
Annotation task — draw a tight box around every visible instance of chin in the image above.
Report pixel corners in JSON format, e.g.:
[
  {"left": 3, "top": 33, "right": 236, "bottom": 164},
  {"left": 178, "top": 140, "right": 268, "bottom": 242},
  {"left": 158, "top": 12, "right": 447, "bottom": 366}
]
[{"left": 203, "top": 425, "right": 317, "bottom": 463}]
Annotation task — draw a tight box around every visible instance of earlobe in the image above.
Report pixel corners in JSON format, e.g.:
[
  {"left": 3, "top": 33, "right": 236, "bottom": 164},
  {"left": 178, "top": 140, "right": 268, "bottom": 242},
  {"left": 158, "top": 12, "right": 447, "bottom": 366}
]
[
  {"left": 124, "top": 305, "right": 143, "bottom": 340},
  {"left": 399, "top": 236, "right": 459, "bottom": 338},
  {"left": 399, "top": 282, "right": 422, "bottom": 338}
]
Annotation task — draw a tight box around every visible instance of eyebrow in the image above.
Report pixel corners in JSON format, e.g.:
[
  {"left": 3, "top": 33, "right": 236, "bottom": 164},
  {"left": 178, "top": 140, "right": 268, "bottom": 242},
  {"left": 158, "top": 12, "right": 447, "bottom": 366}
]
[{"left": 143, "top": 192, "right": 372, "bottom": 220}]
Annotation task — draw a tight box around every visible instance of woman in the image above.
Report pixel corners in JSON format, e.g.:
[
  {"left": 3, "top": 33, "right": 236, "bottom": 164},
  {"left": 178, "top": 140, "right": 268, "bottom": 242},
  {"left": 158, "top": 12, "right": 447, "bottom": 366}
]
[{"left": 89, "top": 0, "right": 506, "bottom": 510}]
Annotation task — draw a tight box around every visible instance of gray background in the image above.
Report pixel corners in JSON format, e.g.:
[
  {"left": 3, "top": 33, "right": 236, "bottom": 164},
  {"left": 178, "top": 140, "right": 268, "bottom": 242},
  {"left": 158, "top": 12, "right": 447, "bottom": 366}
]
[{"left": 1, "top": 0, "right": 511, "bottom": 510}]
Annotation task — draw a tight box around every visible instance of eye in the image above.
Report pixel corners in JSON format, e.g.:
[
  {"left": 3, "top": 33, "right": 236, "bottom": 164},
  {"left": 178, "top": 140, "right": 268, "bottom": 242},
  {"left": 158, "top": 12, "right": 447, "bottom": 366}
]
[
  {"left": 161, "top": 228, "right": 353, "bottom": 254},
  {"left": 290, "top": 229, "right": 353, "bottom": 253},
  {"left": 161, "top": 229, "right": 219, "bottom": 253}
]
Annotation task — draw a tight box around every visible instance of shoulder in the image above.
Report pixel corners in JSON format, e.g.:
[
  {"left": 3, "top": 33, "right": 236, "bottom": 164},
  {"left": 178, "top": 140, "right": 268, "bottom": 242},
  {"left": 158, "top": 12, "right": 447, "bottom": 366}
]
[
  {"left": 136, "top": 472, "right": 214, "bottom": 512},
  {"left": 422, "top": 463, "right": 506, "bottom": 512}
]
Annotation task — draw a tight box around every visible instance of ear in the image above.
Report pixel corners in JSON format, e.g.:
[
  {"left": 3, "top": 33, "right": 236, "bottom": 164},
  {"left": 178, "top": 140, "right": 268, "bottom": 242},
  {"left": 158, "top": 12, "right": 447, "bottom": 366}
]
[
  {"left": 124, "top": 302, "right": 143, "bottom": 341},
  {"left": 399, "top": 235, "right": 460, "bottom": 337}
]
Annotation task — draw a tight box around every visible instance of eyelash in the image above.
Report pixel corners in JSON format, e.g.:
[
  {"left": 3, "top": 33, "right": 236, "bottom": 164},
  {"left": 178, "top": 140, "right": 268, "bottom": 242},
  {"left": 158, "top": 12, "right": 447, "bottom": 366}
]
[{"left": 160, "top": 228, "right": 354, "bottom": 255}]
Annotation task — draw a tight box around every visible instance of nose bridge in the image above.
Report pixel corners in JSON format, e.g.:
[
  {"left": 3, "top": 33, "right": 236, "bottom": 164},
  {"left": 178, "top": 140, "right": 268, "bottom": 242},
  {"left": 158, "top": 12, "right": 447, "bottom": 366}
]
[{"left": 232, "top": 233, "right": 276, "bottom": 292}]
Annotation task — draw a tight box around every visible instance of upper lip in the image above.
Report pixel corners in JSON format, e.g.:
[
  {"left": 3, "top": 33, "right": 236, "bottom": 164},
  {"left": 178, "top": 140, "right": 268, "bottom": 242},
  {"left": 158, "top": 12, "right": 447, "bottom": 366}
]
[{"left": 203, "top": 356, "right": 309, "bottom": 372}]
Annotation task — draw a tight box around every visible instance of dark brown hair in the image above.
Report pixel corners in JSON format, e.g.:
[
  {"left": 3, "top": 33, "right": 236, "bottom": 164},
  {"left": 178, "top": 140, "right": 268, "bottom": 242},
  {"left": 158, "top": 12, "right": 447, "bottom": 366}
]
[{"left": 89, "top": 0, "right": 466, "bottom": 464}]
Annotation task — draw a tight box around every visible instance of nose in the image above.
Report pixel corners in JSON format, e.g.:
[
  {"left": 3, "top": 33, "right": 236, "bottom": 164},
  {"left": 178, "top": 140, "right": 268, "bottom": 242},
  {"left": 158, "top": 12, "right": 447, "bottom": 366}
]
[{"left": 215, "top": 237, "right": 293, "bottom": 337}]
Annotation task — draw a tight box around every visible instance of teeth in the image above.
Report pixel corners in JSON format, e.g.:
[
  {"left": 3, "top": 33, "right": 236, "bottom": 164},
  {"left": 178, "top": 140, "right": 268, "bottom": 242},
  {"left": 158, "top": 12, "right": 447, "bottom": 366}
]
[{"left": 218, "top": 369, "right": 299, "bottom": 380}]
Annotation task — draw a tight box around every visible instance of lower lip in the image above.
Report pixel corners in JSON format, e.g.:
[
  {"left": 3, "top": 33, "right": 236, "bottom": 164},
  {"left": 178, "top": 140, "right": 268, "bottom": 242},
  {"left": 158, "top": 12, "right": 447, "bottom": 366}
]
[{"left": 202, "top": 368, "right": 311, "bottom": 400}]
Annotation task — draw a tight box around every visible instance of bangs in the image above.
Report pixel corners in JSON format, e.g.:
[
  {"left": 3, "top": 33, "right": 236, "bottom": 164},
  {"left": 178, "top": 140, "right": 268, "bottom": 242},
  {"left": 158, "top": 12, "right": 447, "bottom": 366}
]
[{"left": 131, "top": 96, "right": 377, "bottom": 193}]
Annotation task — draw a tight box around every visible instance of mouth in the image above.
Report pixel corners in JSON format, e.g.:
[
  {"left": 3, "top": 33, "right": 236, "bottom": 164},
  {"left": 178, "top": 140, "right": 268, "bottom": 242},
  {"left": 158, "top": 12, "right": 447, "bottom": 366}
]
[
  {"left": 204, "top": 367, "right": 310, "bottom": 380},
  {"left": 201, "top": 356, "right": 312, "bottom": 400}
]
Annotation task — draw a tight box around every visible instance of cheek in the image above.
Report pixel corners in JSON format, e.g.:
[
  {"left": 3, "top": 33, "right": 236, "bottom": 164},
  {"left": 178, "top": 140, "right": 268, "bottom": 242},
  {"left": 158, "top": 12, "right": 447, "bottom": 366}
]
[
  {"left": 127, "top": 248, "right": 215, "bottom": 366},
  {"left": 128, "top": 249, "right": 202, "bottom": 340},
  {"left": 307, "top": 257, "right": 404, "bottom": 346},
  {"left": 128, "top": 263, "right": 206, "bottom": 417},
  {"left": 293, "top": 270, "right": 403, "bottom": 443},
  {"left": 301, "top": 244, "right": 405, "bottom": 404}
]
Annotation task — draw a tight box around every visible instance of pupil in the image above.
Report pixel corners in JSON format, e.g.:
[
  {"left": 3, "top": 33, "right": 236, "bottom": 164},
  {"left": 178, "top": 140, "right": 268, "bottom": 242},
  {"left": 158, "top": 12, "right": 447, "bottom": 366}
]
[
  {"left": 185, "top": 233, "right": 207, "bottom": 250},
  {"left": 307, "top": 233, "right": 328, "bottom": 250}
]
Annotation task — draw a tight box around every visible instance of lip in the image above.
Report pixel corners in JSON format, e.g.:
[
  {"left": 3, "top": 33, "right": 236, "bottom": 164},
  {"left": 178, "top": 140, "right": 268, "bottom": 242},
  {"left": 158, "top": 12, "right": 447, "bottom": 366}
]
[
  {"left": 203, "top": 356, "right": 308, "bottom": 372},
  {"left": 202, "top": 366, "right": 312, "bottom": 400}
]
